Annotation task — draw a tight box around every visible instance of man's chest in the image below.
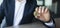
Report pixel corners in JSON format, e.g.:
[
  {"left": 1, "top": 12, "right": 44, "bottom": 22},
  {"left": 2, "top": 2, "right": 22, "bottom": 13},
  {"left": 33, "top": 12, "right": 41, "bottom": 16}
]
[{"left": 3, "top": 0, "right": 37, "bottom": 26}]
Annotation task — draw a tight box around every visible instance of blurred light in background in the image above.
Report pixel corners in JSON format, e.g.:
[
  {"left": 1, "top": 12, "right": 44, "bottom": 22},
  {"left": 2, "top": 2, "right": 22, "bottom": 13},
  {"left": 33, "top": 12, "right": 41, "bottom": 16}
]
[
  {"left": 0, "top": 0, "right": 3, "bottom": 5},
  {"left": 45, "top": 0, "right": 52, "bottom": 6}
]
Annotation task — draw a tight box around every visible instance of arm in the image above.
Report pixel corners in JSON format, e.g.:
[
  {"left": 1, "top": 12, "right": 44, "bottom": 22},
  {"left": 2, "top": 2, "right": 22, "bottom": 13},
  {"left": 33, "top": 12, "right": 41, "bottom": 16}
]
[
  {"left": 44, "top": 17, "right": 56, "bottom": 28},
  {"left": 0, "top": 0, "right": 6, "bottom": 24},
  {"left": 44, "top": 21, "right": 55, "bottom": 28},
  {"left": 33, "top": 6, "right": 56, "bottom": 28},
  {"left": 44, "top": 10, "right": 56, "bottom": 28}
]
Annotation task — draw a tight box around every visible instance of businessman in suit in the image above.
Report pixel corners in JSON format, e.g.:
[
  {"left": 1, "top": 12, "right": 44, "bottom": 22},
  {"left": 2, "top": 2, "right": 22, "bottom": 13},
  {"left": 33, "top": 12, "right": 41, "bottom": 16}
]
[{"left": 0, "top": 0, "right": 55, "bottom": 28}]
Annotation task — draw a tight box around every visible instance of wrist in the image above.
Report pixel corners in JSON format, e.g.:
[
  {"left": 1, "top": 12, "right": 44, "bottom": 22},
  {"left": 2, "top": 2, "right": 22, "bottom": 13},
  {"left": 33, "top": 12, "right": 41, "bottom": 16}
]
[{"left": 44, "top": 17, "right": 52, "bottom": 23}]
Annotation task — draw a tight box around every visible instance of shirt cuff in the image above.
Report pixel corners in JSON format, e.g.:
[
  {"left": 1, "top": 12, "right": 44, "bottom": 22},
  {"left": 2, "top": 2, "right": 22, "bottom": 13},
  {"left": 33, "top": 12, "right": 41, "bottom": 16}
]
[{"left": 45, "top": 20, "right": 54, "bottom": 26}]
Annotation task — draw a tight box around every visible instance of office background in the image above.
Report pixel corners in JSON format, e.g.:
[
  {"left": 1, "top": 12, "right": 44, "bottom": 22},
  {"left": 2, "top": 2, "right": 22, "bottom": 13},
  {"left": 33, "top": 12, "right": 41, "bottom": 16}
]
[{"left": 0, "top": 0, "right": 3, "bottom": 5}]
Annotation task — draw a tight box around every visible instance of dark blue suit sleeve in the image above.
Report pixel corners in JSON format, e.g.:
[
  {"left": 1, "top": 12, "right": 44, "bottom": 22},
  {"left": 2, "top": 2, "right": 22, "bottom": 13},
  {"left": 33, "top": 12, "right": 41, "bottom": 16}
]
[{"left": 0, "top": 0, "right": 6, "bottom": 24}]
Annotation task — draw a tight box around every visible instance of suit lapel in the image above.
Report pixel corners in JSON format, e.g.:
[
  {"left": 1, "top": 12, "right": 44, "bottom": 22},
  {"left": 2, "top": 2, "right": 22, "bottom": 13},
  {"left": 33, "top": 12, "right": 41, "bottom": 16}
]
[
  {"left": 23, "top": 2, "right": 30, "bottom": 17},
  {"left": 6, "top": 0, "right": 15, "bottom": 26},
  {"left": 20, "top": 1, "right": 31, "bottom": 24},
  {"left": 10, "top": 0, "right": 15, "bottom": 25}
]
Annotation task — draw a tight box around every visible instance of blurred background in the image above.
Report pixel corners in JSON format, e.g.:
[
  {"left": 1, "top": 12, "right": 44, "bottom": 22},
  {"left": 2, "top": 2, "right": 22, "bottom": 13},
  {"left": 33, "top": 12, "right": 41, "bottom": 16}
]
[{"left": 0, "top": 0, "right": 3, "bottom": 5}]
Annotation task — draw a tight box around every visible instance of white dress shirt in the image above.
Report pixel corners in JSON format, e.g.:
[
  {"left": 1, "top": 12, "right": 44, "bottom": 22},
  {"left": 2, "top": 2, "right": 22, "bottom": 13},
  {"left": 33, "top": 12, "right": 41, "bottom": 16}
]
[{"left": 13, "top": 0, "right": 26, "bottom": 26}]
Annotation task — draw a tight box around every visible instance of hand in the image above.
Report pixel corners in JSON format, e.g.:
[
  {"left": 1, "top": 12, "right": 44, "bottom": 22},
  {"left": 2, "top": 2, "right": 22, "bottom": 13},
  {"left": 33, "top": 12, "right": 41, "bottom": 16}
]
[{"left": 34, "top": 6, "right": 50, "bottom": 22}]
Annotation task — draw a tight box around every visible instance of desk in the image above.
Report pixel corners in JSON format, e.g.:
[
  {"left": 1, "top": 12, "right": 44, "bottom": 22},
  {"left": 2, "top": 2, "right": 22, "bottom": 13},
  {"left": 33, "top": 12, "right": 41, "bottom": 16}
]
[
  {"left": 5, "top": 22, "right": 47, "bottom": 28},
  {"left": 3, "top": 18, "right": 60, "bottom": 28}
]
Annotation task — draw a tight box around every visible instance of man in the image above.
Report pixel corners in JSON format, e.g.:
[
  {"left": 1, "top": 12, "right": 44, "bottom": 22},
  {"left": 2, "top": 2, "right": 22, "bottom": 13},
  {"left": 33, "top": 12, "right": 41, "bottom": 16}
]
[{"left": 0, "top": 0, "right": 55, "bottom": 28}]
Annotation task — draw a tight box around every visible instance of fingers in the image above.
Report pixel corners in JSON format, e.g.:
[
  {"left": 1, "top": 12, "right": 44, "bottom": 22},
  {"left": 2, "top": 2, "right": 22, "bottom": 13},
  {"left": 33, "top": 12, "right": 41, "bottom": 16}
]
[
  {"left": 34, "top": 6, "right": 50, "bottom": 22},
  {"left": 35, "top": 7, "right": 38, "bottom": 12},
  {"left": 38, "top": 6, "right": 42, "bottom": 13},
  {"left": 35, "top": 6, "right": 49, "bottom": 14},
  {"left": 42, "top": 6, "right": 45, "bottom": 13},
  {"left": 45, "top": 8, "right": 49, "bottom": 13},
  {"left": 34, "top": 6, "right": 49, "bottom": 17}
]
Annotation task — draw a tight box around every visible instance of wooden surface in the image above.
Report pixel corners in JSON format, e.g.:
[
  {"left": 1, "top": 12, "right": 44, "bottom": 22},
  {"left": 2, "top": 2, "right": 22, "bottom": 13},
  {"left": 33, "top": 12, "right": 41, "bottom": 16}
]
[
  {"left": 55, "top": 18, "right": 60, "bottom": 28},
  {"left": 5, "top": 22, "right": 47, "bottom": 28},
  {"left": 1, "top": 18, "right": 60, "bottom": 28}
]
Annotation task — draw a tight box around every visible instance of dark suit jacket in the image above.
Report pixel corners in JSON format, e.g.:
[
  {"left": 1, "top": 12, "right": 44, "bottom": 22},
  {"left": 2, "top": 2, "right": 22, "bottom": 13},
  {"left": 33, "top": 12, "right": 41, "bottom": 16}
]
[
  {"left": 0, "top": 0, "right": 37, "bottom": 26},
  {"left": 0, "top": 0, "right": 55, "bottom": 28}
]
